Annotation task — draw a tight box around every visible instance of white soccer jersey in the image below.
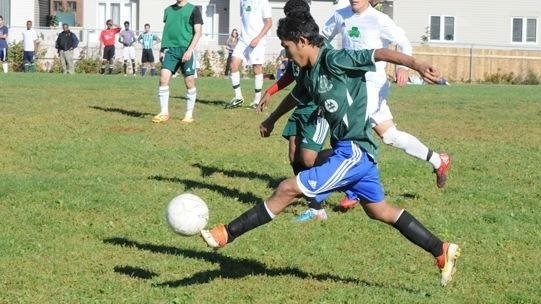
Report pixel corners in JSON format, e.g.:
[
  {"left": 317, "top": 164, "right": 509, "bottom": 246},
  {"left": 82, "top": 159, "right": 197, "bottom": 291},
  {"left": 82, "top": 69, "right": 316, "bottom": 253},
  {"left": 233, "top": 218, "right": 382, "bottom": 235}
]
[
  {"left": 322, "top": 5, "right": 412, "bottom": 84},
  {"left": 239, "top": 0, "right": 272, "bottom": 44},
  {"left": 22, "top": 29, "right": 38, "bottom": 52}
]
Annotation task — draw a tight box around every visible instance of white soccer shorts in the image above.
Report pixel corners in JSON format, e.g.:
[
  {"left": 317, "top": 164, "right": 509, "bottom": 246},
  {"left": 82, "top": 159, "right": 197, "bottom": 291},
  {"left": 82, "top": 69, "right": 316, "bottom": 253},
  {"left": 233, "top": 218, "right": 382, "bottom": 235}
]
[
  {"left": 366, "top": 80, "right": 394, "bottom": 127},
  {"left": 232, "top": 39, "right": 266, "bottom": 65},
  {"left": 123, "top": 46, "right": 136, "bottom": 60}
]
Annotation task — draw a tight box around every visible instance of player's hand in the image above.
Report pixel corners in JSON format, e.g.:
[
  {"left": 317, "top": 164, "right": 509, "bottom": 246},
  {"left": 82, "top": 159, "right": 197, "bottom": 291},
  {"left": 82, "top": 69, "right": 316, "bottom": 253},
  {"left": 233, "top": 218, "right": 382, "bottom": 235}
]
[
  {"left": 260, "top": 118, "right": 275, "bottom": 137},
  {"left": 413, "top": 60, "right": 441, "bottom": 84},
  {"left": 159, "top": 52, "right": 164, "bottom": 62},
  {"left": 181, "top": 51, "right": 191, "bottom": 63},
  {"left": 255, "top": 92, "right": 272, "bottom": 114},
  {"left": 395, "top": 67, "right": 409, "bottom": 87},
  {"left": 250, "top": 37, "right": 261, "bottom": 48}
]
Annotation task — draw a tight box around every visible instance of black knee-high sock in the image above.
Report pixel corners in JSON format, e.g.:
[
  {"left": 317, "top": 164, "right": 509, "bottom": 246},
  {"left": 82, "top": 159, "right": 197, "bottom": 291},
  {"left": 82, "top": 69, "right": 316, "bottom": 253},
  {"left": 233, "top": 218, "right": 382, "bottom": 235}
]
[
  {"left": 393, "top": 210, "right": 444, "bottom": 258},
  {"left": 225, "top": 203, "right": 273, "bottom": 243}
]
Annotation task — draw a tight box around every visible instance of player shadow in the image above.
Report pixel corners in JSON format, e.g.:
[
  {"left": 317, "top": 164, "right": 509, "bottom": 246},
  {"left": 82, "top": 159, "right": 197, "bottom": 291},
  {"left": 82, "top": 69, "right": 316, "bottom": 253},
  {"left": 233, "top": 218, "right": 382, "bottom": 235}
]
[
  {"left": 148, "top": 175, "right": 261, "bottom": 205},
  {"left": 113, "top": 265, "right": 159, "bottom": 280},
  {"left": 89, "top": 106, "right": 153, "bottom": 118},
  {"left": 171, "top": 96, "right": 225, "bottom": 106},
  {"left": 192, "top": 163, "right": 283, "bottom": 188},
  {"left": 103, "top": 237, "right": 428, "bottom": 296}
]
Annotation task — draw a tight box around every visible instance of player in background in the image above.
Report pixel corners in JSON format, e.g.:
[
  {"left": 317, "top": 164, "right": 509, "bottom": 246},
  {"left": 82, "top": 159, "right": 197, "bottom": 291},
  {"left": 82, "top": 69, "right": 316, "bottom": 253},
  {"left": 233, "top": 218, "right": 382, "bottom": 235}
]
[
  {"left": 323, "top": 0, "right": 451, "bottom": 209},
  {"left": 22, "top": 20, "right": 39, "bottom": 73},
  {"left": 223, "top": 0, "right": 272, "bottom": 109},
  {"left": 138, "top": 23, "right": 160, "bottom": 77},
  {"left": 0, "top": 16, "right": 9, "bottom": 73},
  {"left": 118, "top": 21, "right": 137, "bottom": 76},
  {"left": 202, "top": 11, "right": 460, "bottom": 287},
  {"left": 257, "top": 0, "right": 330, "bottom": 221},
  {"left": 99, "top": 20, "right": 120, "bottom": 74},
  {"left": 152, "top": 0, "right": 202, "bottom": 123}
]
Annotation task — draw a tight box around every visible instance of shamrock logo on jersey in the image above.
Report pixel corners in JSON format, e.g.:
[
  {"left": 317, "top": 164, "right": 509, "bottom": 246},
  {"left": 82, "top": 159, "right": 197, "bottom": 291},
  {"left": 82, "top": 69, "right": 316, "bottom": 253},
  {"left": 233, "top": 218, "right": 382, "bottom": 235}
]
[
  {"left": 317, "top": 75, "right": 333, "bottom": 93},
  {"left": 348, "top": 27, "right": 360, "bottom": 38},
  {"left": 245, "top": 5, "right": 252, "bottom": 12}
]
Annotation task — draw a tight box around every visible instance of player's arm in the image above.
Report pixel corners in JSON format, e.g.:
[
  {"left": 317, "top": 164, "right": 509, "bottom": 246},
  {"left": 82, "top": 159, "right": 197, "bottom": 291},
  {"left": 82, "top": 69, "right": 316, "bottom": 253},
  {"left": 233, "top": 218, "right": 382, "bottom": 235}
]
[
  {"left": 321, "top": 11, "right": 340, "bottom": 42},
  {"left": 182, "top": 9, "right": 203, "bottom": 63},
  {"left": 260, "top": 93, "right": 298, "bottom": 137},
  {"left": 380, "top": 15, "right": 413, "bottom": 86},
  {"left": 374, "top": 48, "right": 440, "bottom": 84}
]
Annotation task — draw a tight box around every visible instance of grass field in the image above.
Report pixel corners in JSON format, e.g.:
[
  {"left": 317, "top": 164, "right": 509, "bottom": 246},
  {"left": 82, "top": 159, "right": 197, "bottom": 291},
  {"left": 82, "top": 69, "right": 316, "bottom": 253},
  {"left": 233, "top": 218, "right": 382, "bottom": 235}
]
[{"left": 1, "top": 73, "right": 540, "bottom": 303}]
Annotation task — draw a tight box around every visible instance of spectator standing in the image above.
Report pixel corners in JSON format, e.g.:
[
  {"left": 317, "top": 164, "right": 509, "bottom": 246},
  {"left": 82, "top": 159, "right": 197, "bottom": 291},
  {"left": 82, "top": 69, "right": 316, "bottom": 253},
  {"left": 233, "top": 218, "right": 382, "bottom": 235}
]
[
  {"left": 99, "top": 19, "right": 120, "bottom": 74},
  {"left": 137, "top": 23, "right": 160, "bottom": 76},
  {"left": 0, "top": 15, "right": 9, "bottom": 73},
  {"left": 223, "top": 28, "right": 238, "bottom": 76},
  {"left": 55, "top": 24, "right": 79, "bottom": 74},
  {"left": 22, "top": 20, "right": 39, "bottom": 72},
  {"left": 119, "top": 21, "right": 137, "bottom": 76}
]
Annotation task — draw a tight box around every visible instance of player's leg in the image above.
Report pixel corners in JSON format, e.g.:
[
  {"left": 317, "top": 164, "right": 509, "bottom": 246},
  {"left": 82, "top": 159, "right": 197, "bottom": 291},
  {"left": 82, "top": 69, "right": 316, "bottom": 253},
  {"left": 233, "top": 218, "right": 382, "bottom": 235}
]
[
  {"left": 179, "top": 50, "right": 197, "bottom": 122},
  {"left": 249, "top": 44, "right": 266, "bottom": 108},
  {"left": 141, "top": 51, "right": 147, "bottom": 76},
  {"left": 59, "top": 50, "right": 68, "bottom": 74},
  {"left": 66, "top": 50, "right": 75, "bottom": 74},
  {"left": 225, "top": 42, "right": 247, "bottom": 108},
  {"left": 153, "top": 48, "right": 178, "bottom": 123},
  {"left": 23, "top": 51, "right": 30, "bottom": 72}
]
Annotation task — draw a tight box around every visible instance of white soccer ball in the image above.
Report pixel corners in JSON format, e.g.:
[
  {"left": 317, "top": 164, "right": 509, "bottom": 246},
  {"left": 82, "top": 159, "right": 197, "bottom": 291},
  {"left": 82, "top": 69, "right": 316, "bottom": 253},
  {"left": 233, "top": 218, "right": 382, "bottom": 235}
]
[{"left": 166, "top": 193, "right": 209, "bottom": 236}]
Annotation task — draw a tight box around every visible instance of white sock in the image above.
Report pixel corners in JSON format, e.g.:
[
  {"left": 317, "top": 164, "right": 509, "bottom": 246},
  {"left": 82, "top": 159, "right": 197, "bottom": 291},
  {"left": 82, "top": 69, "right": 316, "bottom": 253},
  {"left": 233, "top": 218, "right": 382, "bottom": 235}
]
[
  {"left": 263, "top": 201, "right": 276, "bottom": 219},
  {"left": 158, "top": 86, "right": 169, "bottom": 115},
  {"left": 428, "top": 151, "right": 442, "bottom": 169},
  {"left": 382, "top": 126, "right": 439, "bottom": 168},
  {"left": 185, "top": 87, "right": 197, "bottom": 118},
  {"left": 2, "top": 63, "right": 7, "bottom": 73},
  {"left": 254, "top": 73, "right": 264, "bottom": 104},
  {"left": 231, "top": 71, "right": 243, "bottom": 99}
]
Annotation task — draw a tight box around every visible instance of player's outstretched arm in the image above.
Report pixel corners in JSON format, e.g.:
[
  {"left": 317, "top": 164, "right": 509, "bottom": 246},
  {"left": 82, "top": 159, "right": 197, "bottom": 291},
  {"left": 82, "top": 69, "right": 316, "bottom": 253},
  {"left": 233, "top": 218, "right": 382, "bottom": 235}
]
[
  {"left": 260, "top": 93, "right": 297, "bottom": 137},
  {"left": 257, "top": 70, "right": 295, "bottom": 113},
  {"left": 374, "top": 48, "right": 441, "bottom": 84}
]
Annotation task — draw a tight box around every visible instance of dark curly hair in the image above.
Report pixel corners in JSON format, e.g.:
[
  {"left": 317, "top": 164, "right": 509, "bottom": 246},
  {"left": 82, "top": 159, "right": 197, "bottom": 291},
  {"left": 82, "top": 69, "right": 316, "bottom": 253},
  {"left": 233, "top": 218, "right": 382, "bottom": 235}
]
[
  {"left": 283, "top": 0, "right": 310, "bottom": 16},
  {"left": 277, "top": 10, "right": 324, "bottom": 47}
]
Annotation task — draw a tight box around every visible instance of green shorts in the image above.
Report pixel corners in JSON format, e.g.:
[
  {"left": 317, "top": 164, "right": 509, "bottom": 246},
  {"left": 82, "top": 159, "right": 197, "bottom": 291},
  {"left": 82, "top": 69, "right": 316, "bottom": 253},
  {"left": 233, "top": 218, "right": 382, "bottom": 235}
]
[
  {"left": 162, "top": 47, "right": 196, "bottom": 76},
  {"left": 282, "top": 107, "right": 328, "bottom": 152}
]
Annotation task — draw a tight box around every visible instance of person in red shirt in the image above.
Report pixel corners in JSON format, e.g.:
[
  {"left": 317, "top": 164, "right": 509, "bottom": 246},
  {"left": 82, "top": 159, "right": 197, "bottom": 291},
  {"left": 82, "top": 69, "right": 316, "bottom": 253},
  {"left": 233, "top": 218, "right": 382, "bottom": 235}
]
[{"left": 99, "top": 19, "right": 120, "bottom": 74}]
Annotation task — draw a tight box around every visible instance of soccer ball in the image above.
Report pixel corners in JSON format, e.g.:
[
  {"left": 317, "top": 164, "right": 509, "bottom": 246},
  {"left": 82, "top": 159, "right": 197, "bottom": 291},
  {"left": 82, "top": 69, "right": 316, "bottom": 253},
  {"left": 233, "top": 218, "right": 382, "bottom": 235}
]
[{"left": 166, "top": 193, "right": 209, "bottom": 236}]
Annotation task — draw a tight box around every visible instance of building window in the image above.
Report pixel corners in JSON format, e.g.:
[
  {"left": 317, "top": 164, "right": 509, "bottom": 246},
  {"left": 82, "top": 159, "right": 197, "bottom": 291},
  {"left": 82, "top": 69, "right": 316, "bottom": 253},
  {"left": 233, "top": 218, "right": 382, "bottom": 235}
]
[
  {"left": 430, "top": 15, "right": 455, "bottom": 42},
  {"left": 0, "top": 0, "right": 10, "bottom": 26},
  {"left": 111, "top": 3, "right": 120, "bottom": 25},
  {"left": 512, "top": 17, "right": 537, "bottom": 43}
]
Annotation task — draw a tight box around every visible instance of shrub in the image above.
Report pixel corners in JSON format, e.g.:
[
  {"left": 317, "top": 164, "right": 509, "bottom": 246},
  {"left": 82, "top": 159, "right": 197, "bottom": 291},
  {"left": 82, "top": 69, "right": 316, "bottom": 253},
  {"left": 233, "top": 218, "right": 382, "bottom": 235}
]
[
  {"left": 7, "top": 41, "right": 23, "bottom": 72},
  {"left": 199, "top": 50, "right": 215, "bottom": 77},
  {"left": 75, "top": 58, "right": 101, "bottom": 74},
  {"left": 521, "top": 69, "right": 540, "bottom": 85}
]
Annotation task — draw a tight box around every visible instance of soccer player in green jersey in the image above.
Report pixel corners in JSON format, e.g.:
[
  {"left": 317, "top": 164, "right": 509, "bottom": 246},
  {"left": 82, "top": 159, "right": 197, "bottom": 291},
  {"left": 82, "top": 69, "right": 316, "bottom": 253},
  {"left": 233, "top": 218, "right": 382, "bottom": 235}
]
[
  {"left": 152, "top": 0, "right": 203, "bottom": 123},
  {"left": 202, "top": 11, "right": 460, "bottom": 287}
]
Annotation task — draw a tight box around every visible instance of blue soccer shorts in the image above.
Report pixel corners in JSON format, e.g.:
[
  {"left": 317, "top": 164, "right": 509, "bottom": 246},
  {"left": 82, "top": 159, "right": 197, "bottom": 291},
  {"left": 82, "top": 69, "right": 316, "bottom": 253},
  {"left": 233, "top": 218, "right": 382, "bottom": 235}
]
[{"left": 296, "top": 140, "right": 384, "bottom": 203}]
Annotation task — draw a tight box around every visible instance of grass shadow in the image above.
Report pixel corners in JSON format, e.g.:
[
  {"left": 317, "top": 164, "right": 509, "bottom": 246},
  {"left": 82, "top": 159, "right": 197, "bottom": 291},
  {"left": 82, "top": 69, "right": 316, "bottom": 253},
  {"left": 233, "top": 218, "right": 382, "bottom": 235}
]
[
  {"left": 113, "top": 265, "right": 159, "bottom": 280},
  {"left": 171, "top": 96, "right": 225, "bottom": 106},
  {"left": 103, "top": 237, "right": 429, "bottom": 296},
  {"left": 89, "top": 106, "right": 153, "bottom": 118},
  {"left": 192, "top": 163, "right": 284, "bottom": 188},
  {"left": 148, "top": 175, "right": 261, "bottom": 205}
]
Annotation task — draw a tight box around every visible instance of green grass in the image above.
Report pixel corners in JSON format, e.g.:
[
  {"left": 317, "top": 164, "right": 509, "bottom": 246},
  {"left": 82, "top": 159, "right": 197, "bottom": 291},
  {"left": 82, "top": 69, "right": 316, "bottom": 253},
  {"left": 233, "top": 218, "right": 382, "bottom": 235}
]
[{"left": 0, "top": 73, "right": 540, "bottom": 303}]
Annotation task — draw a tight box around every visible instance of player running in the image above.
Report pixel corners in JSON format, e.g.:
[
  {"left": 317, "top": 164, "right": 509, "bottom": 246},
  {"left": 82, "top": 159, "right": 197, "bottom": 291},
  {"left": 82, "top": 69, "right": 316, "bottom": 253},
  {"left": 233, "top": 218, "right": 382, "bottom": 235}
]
[
  {"left": 224, "top": 0, "right": 272, "bottom": 109},
  {"left": 202, "top": 11, "right": 460, "bottom": 287},
  {"left": 152, "top": 0, "right": 202, "bottom": 124}
]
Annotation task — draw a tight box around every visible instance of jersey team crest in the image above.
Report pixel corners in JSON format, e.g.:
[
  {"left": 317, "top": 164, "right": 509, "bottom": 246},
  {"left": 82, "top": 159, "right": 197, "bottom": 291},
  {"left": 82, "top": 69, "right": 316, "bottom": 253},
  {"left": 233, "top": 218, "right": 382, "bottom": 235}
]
[{"left": 318, "top": 75, "right": 333, "bottom": 93}]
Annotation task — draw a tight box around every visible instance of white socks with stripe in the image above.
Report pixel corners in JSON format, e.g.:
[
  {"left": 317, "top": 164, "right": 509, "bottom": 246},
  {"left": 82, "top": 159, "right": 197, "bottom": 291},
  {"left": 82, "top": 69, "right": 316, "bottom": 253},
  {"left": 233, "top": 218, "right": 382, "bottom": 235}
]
[
  {"left": 158, "top": 85, "right": 169, "bottom": 115},
  {"left": 231, "top": 71, "right": 243, "bottom": 100},
  {"left": 382, "top": 125, "right": 441, "bottom": 169},
  {"left": 185, "top": 87, "right": 197, "bottom": 118},
  {"left": 2, "top": 63, "right": 7, "bottom": 73},
  {"left": 254, "top": 73, "right": 264, "bottom": 104}
]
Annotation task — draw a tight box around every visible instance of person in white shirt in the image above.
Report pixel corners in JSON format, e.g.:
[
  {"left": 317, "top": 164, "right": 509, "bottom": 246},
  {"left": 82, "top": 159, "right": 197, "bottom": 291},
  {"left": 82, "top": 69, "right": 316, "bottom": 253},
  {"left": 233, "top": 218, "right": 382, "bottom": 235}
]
[
  {"left": 22, "top": 20, "right": 39, "bottom": 72},
  {"left": 224, "top": 0, "right": 272, "bottom": 109},
  {"left": 322, "top": 0, "right": 452, "bottom": 210}
]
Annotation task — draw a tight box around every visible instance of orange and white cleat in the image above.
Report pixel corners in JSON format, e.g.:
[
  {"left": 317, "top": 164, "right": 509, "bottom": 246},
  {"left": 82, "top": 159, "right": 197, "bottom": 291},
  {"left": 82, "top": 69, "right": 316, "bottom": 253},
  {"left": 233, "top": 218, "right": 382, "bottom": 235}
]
[
  {"left": 339, "top": 196, "right": 359, "bottom": 210},
  {"left": 201, "top": 224, "right": 228, "bottom": 248},
  {"left": 436, "top": 242, "right": 461, "bottom": 286},
  {"left": 435, "top": 153, "right": 452, "bottom": 188}
]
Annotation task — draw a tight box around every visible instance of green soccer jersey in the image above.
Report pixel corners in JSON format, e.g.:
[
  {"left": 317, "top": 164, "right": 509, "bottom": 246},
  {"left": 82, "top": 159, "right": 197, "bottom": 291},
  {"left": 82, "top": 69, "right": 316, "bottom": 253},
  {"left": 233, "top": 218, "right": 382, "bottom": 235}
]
[
  {"left": 299, "top": 43, "right": 379, "bottom": 159},
  {"left": 287, "top": 61, "right": 318, "bottom": 115},
  {"left": 162, "top": 3, "right": 200, "bottom": 48}
]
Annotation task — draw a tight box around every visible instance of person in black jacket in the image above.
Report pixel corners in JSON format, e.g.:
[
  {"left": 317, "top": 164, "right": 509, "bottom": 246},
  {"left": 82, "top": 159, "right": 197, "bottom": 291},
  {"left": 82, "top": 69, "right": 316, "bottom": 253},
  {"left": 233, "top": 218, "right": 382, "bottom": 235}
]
[{"left": 55, "top": 24, "right": 79, "bottom": 74}]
